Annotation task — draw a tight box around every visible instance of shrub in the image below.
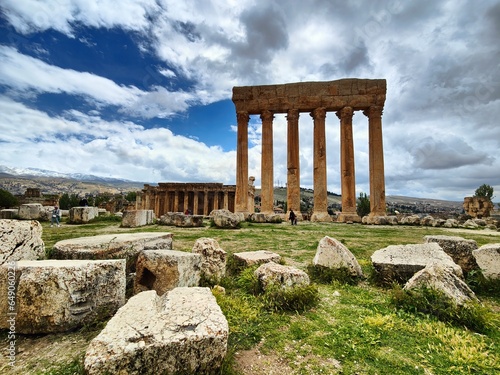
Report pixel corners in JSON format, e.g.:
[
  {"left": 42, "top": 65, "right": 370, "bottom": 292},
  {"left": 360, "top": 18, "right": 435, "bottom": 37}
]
[
  {"left": 0, "top": 189, "right": 18, "bottom": 208},
  {"left": 466, "top": 269, "right": 500, "bottom": 297},
  {"left": 261, "top": 283, "right": 320, "bottom": 312},
  {"left": 307, "top": 264, "right": 361, "bottom": 285},
  {"left": 391, "top": 284, "right": 491, "bottom": 333}
]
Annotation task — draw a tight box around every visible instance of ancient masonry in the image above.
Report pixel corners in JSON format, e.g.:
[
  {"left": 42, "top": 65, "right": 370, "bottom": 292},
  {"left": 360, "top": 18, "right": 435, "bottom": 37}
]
[
  {"left": 232, "top": 78, "right": 387, "bottom": 222},
  {"left": 137, "top": 182, "right": 240, "bottom": 216}
]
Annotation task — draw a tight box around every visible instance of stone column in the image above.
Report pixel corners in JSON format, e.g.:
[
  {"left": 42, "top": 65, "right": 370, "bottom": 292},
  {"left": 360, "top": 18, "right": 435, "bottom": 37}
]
[
  {"left": 183, "top": 190, "right": 189, "bottom": 213},
  {"left": 286, "top": 109, "right": 302, "bottom": 220},
  {"left": 260, "top": 110, "right": 274, "bottom": 214},
  {"left": 337, "top": 106, "right": 361, "bottom": 223},
  {"left": 203, "top": 189, "right": 209, "bottom": 215},
  {"left": 193, "top": 191, "right": 199, "bottom": 215},
  {"left": 364, "top": 106, "right": 386, "bottom": 217},
  {"left": 310, "top": 107, "right": 332, "bottom": 222},
  {"left": 235, "top": 111, "right": 250, "bottom": 215},
  {"left": 223, "top": 191, "right": 229, "bottom": 210},
  {"left": 174, "top": 191, "right": 179, "bottom": 212},
  {"left": 214, "top": 191, "right": 220, "bottom": 211}
]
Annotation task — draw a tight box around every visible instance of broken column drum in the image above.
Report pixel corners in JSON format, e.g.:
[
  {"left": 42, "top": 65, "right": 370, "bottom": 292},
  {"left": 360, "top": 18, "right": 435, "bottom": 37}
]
[{"left": 232, "top": 79, "right": 387, "bottom": 221}]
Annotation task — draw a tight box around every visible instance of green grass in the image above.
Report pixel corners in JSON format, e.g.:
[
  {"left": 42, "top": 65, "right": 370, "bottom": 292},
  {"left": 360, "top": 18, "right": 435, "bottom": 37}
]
[{"left": 29, "top": 220, "right": 500, "bottom": 374}]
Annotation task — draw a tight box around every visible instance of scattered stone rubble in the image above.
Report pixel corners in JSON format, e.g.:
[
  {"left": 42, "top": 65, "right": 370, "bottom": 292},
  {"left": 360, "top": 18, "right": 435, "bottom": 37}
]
[
  {"left": 121, "top": 209, "right": 155, "bottom": 227},
  {"left": 84, "top": 288, "right": 229, "bottom": 375},
  {"left": 69, "top": 206, "right": 100, "bottom": 223},
  {"left": 255, "top": 262, "right": 309, "bottom": 291},
  {"left": 192, "top": 238, "right": 227, "bottom": 282},
  {"left": 211, "top": 209, "right": 242, "bottom": 228},
  {"left": 473, "top": 244, "right": 500, "bottom": 280},
  {"left": 423, "top": 235, "right": 479, "bottom": 274},
  {"left": 159, "top": 212, "right": 204, "bottom": 227},
  {"left": 233, "top": 250, "right": 281, "bottom": 268}
]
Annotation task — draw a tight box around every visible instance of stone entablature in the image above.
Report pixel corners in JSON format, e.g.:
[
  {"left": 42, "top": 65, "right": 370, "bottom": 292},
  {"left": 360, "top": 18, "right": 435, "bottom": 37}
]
[
  {"left": 232, "top": 79, "right": 387, "bottom": 222},
  {"left": 137, "top": 182, "right": 238, "bottom": 217}
]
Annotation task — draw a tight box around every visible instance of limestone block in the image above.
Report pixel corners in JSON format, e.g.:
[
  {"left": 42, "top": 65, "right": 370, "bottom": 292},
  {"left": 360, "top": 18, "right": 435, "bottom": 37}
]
[
  {"left": 444, "top": 219, "right": 459, "bottom": 228},
  {"left": 472, "top": 244, "right": 500, "bottom": 279},
  {"left": 462, "top": 219, "right": 479, "bottom": 229},
  {"left": 312, "top": 236, "right": 363, "bottom": 278},
  {"left": 371, "top": 243, "right": 462, "bottom": 283},
  {"left": 423, "top": 235, "right": 479, "bottom": 274},
  {"left": 0, "top": 219, "right": 44, "bottom": 265},
  {"left": 1, "top": 209, "right": 18, "bottom": 219},
  {"left": 362, "top": 215, "right": 389, "bottom": 225},
  {"left": 121, "top": 209, "right": 155, "bottom": 227},
  {"left": 255, "top": 262, "right": 309, "bottom": 291},
  {"left": 69, "top": 206, "right": 99, "bottom": 223},
  {"left": 160, "top": 212, "right": 204, "bottom": 227},
  {"left": 233, "top": 250, "right": 281, "bottom": 268},
  {"left": 84, "top": 288, "right": 229, "bottom": 375},
  {"left": 18, "top": 203, "right": 43, "bottom": 220},
  {"left": 134, "top": 250, "right": 201, "bottom": 295},
  {"left": 420, "top": 215, "right": 434, "bottom": 226},
  {"left": 192, "top": 238, "right": 227, "bottom": 282},
  {"left": 211, "top": 209, "right": 242, "bottom": 228},
  {"left": 0, "top": 259, "right": 125, "bottom": 334},
  {"left": 404, "top": 264, "right": 478, "bottom": 306},
  {"left": 52, "top": 232, "right": 173, "bottom": 273},
  {"left": 399, "top": 215, "right": 420, "bottom": 225},
  {"left": 249, "top": 213, "right": 267, "bottom": 223}
]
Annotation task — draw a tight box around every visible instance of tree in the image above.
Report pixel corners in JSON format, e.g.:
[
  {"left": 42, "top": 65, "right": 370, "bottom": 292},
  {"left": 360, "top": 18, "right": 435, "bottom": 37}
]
[
  {"left": 0, "top": 189, "right": 19, "bottom": 208},
  {"left": 356, "top": 192, "right": 370, "bottom": 218},
  {"left": 125, "top": 191, "right": 137, "bottom": 202},
  {"left": 473, "top": 184, "right": 494, "bottom": 200},
  {"left": 59, "top": 193, "right": 80, "bottom": 209}
]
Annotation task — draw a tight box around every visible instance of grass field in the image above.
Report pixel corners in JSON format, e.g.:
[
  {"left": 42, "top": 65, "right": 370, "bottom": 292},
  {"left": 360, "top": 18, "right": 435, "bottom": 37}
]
[{"left": 3, "top": 218, "right": 499, "bottom": 374}]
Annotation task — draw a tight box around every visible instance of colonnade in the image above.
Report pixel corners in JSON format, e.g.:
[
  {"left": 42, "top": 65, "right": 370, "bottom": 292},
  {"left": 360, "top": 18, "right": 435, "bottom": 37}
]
[{"left": 232, "top": 79, "right": 387, "bottom": 222}]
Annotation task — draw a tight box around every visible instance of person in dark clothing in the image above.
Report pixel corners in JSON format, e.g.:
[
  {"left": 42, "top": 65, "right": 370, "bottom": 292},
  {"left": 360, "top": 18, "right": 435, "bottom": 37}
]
[{"left": 289, "top": 209, "right": 297, "bottom": 225}]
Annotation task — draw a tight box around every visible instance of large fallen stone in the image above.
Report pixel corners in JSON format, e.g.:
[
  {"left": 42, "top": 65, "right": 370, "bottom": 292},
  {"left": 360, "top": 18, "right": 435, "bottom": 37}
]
[
  {"left": 69, "top": 206, "right": 99, "bottom": 223},
  {"left": 192, "top": 238, "right": 227, "bottom": 282},
  {"left": 159, "top": 212, "right": 204, "bottom": 227},
  {"left": 255, "top": 262, "right": 309, "bottom": 291},
  {"left": 18, "top": 203, "right": 43, "bottom": 220},
  {"left": 472, "top": 244, "right": 500, "bottom": 280},
  {"left": 0, "top": 209, "right": 18, "bottom": 219},
  {"left": 134, "top": 250, "right": 201, "bottom": 295},
  {"left": 371, "top": 243, "right": 462, "bottom": 283},
  {"left": 312, "top": 236, "right": 364, "bottom": 278},
  {"left": 404, "top": 264, "right": 478, "bottom": 306},
  {"left": 0, "top": 259, "right": 125, "bottom": 334},
  {"left": 0, "top": 219, "right": 45, "bottom": 265},
  {"left": 399, "top": 215, "right": 421, "bottom": 226},
  {"left": 211, "top": 209, "right": 242, "bottom": 229},
  {"left": 84, "top": 288, "right": 229, "bottom": 375},
  {"left": 423, "top": 235, "right": 479, "bottom": 274},
  {"left": 121, "top": 210, "right": 155, "bottom": 227},
  {"left": 233, "top": 250, "right": 281, "bottom": 268},
  {"left": 52, "top": 232, "right": 173, "bottom": 273}
]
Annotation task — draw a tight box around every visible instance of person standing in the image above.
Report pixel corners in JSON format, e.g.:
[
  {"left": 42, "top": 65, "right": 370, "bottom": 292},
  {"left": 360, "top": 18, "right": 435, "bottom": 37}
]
[
  {"left": 51, "top": 206, "right": 61, "bottom": 227},
  {"left": 289, "top": 209, "right": 297, "bottom": 225}
]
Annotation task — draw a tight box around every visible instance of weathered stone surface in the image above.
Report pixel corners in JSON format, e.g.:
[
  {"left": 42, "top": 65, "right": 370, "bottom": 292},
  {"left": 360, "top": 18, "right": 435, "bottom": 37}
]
[
  {"left": 255, "top": 262, "right": 309, "bottom": 291},
  {"left": 233, "top": 250, "right": 281, "bottom": 268},
  {"left": 444, "top": 218, "right": 459, "bottom": 228},
  {"left": 18, "top": 203, "right": 43, "bottom": 220},
  {"left": 423, "top": 235, "right": 479, "bottom": 274},
  {"left": 159, "top": 212, "right": 204, "bottom": 227},
  {"left": 69, "top": 206, "right": 99, "bottom": 223},
  {"left": 462, "top": 219, "right": 479, "bottom": 229},
  {"left": 248, "top": 213, "right": 282, "bottom": 223},
  {"left": 0, "top": 209, "right": 18, "bottom": 219},
  {"left": 211, "top": 209, "right": 242, "bottom": 228},
  {"left": 404, "top": 264, "right": 478, "bottom": 306},
  {"left": 52, "top": 232, "right": 173, "bottom": 273},
  {"left": 312, "top": 236, "right": 363, "bottom": 278},
  {"left": 463, "top": 196, "right": 494, "bottom": 218},
  {"left": 0, "top": 259, "right": 125, "bottom": 334},
  {"left": 84, "top": 288, "right": 229, "bottom": 375},
  {"left": 399, "top": 215, "right": 421, "bottom": 225},
  {"left": 192, "top": 238, "right": 227, "bottom": 282},
  {"left": 0, "top": 219, "right": 44, "bottom": 265},
  {"left": 420, "top": 215, "right": 434, "bottom": 226},
  {"left": 134, "top": 250, "right": 201, "bottom": 295},
  {"left": 362, "top": 215, "right": 391, "bottom": 225},
  {"left": 121, "top": 210, "right": 155, "bottom": 227},
  {"left": 371, "top": 243, "right": 462, "bottom": 283},
  {"left": 472, "top": 244, "right": 500, "bottom": 279}
]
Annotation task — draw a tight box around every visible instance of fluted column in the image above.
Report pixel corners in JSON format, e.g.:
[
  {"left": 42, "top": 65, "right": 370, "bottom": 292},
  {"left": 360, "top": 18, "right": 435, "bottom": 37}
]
[
  {"left": 260, "top": 110, "right": 274, "bottom": 214},
  {"left": 310, "top": 107, "right": 332, "bottom": 222},
  {"left": 337, "top": 106, "right": 361, "bottom": 222},
  {"left": 223, "top": 191, "right": 229, "bottom": 209},
  {"left": 183, "top": 190, "right": 189, "bottom": 213},
  {"left": 174, "top": 191, "right": 179, "bottom": 212},
  {"left": 193, "top": 191, "right": 199, "bottom": 215},
  {"left": 286, "top": 109, "right": 302, "bottom": 220},
  {"left": 364, "top": 106, "right": 386, "bottom": 216},
  {"left": 235, "top": 111, "right": 250, "bottom": 214},
  {"left": 203, "top": 189, "right": 209, "bottom": 215},
  {"left": 214, "top": 191, "right": 220, "bottom": 211}
]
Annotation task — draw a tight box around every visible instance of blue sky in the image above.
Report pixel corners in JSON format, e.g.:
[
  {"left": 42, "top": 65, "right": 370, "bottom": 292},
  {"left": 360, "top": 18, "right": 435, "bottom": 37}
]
[{"left": 0, "top": 0, "right": 499, "bottom": 201}]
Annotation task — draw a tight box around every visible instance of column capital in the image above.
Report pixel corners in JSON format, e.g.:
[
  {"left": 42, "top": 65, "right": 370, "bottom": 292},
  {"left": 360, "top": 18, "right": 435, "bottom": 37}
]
[
  {"left": 310, "top": 107, "right": 326, "bottom": 120},
  {"left": 286, "top": 109, "right": 299, "bottom": 121},
  {"left": 237, "top": 111, "right": 250, "bottom": 122},
  {"left": 336, "top": 106, "right": 354, "bottom": 120},
  {"left": 363, "top": 106, "right": 383, "bottom": 119},
  {"left": 260, "top": 110, "right": 274, "bottom": 121}
]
